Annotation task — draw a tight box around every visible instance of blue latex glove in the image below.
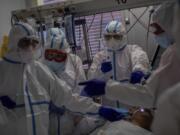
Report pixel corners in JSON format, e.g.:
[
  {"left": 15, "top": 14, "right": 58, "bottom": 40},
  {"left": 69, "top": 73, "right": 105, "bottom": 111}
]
[
  {"left": 79, "top": 79, "right": 106, "bottom": 97},
  {"left": 101, "top": 61, "right": 112, "bottom": 73},
  {"left": 99, "top": 106, "right": 129, "bottom": 122},
  {"left": 0, "top": 96, "right": 16, "bottom": 109},
  {"left": 80, "top": 89, "right": 89, "bottom": 97},
  {"left": 130, "top": 71, "right": 145, "bottom": 84}
]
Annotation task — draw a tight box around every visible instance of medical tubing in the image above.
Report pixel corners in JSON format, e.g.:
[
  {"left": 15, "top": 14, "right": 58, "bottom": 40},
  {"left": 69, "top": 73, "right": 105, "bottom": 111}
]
[
  {"left": 79, "top": 14, "right": 96, "bottom": 46},
  {"left": 129, "top": 10, "right": 152, "bottom": 32},
  {"left": 127, "top": 7, "right": 148, "bottom": 33},
  {"left": 146, "top": 9, "right": 153, "bottom": 54}
]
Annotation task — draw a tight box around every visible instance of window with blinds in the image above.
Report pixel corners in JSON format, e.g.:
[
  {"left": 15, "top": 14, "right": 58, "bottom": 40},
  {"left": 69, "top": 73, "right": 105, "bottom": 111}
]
[{"left": 75, "top": 11, "right": 122, "bottom": 61}]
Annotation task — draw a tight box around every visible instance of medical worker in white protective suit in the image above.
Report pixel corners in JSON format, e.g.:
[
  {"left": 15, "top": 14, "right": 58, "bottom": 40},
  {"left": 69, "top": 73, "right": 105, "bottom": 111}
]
[
  {"left": 80, "top": 2, "right": 180, "bottom": 109},
  {"left": 152, "top": 1, "right": 180, "bottom": 135},
  {"left": 87, "top": 20, "right": 149, "bottom": 107},
  {"left": 0, "top": 22, "right": 129, "bottom": 135},
  {"left": 88, "top": 20, "right": 149, "bottom": 84},
  {"left": 43, "top": 28, "right": 105, "bottom": 135},
  {"left": 44, "top": 28, "right": 86, "bottom": 94}
]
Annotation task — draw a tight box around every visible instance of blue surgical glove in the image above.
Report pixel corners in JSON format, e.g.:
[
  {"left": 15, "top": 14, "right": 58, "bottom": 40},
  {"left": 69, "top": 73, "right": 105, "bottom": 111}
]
[
  {"left": 0, "top": 96, "right": 16, "bottom": 109},
  {"left": 101, "top": 61, "right": 112, "bottom": 73},
  {"left": 99, "top": 106, "right": 129, "bottom": 122},
  {"left": 130, "top": 71, "right": 145, "bottom": 84},
  {"left": 79, "top": 79, "right": 106, "bottom": 97},
  {"left": 80, "top": 89, "right": 89, "bottom": 97}
]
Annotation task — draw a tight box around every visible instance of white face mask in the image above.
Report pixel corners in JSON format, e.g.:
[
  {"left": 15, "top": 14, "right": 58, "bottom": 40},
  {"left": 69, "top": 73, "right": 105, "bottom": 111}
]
[
  {"left": 45, "top": 60, "right": 65, "bottom": 73},
  {"left": 155, "top": 33, "right": 174, "bottom": 48},
  {"left": 105, "top": 38, "right": 126, "bottom": 51}
]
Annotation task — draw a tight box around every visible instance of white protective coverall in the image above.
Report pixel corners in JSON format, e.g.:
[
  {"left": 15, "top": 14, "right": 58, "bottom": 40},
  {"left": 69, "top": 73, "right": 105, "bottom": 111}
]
[
  {"left": 152, "top": 84, "right": 180, "bottom": 135},
  {"left": 0, "top": 22, "right": 100, "bottom": 135},
  {"left": 152, "top": 3, "right": 180, "bottom": 135},
  {"left": 88, "top": 21, "right": 149, "bottom": 82},
  {"left": 88, "top": 46, "right": 149, "bottom": 82},
  {"left": 44, "top": 28, "right": 103, "bottom": 135},
  {"left": 103, "top": 2, "right": 180, "bottom": 108},
  {"left": 44, "top": 28, "right": 86, "bottom": 94},
  {"left": 88, "top": 20, "right": 149, "bottom": 107}
]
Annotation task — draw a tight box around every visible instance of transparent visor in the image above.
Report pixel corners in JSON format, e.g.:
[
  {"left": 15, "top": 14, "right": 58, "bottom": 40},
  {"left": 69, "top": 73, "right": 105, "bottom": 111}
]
[
  {"left": 17, "top": 37, "right": 40, "bottom": 50},
  {"left": 149, "top": 23, "right": 165, "bottom": 35}
]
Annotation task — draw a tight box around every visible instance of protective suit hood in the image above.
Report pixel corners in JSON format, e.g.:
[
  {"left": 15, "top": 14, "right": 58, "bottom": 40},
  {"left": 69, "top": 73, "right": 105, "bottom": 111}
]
[{"left": 4, "top": 22, "right": 40, "bottom": 63}]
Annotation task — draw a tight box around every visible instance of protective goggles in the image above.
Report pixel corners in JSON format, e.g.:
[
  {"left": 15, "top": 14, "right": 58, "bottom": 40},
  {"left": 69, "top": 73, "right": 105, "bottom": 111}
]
[
  {"left": 104, "top": 34, "right": 123, "bottom": 40},
  {"left": 18, "top": 37, "right": 39, "bottom": 50},
  {"left": 45, "top": 49, "right": 67, "bottom": 62},
  {"left": 150, "top": 23, "right": 165, "bottom": 35}
]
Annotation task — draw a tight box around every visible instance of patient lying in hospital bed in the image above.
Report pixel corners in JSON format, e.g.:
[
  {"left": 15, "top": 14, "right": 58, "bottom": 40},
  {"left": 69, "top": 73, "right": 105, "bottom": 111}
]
[{"left": 73, "top": 108, "right": 153, "bottom": 135}]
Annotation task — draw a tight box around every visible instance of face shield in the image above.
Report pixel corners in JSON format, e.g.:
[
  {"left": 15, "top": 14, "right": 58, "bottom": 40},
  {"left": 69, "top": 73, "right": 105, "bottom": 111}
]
[
  {"left": 44, "top": 28, "right": 70, "bottom": 72},
  {"left": 17, "top": 36, "right": 41, "bottom": 63},
  {"left": 4, "top": 22, "right": 42, "bottom": 63},
  {"left": 104, "top": 20, "right": 127, "bottom": 50},
  {"left": 152, "top": 2, "right": 175, "bottom": 35},
  {"left": 17, "top": 37, "right": 39, "bottom": 51},
  {"left": 151, "top": 2, "right": 176, "bottom": 48}
]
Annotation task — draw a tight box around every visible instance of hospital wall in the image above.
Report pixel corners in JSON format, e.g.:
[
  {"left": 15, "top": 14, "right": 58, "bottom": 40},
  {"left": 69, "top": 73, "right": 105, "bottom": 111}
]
[
  {"left": 123, "top": 7, "right": 158, "bottom": 63},
  {"left": 0, "top": 0, "right": 25, "bottom": 46}
]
